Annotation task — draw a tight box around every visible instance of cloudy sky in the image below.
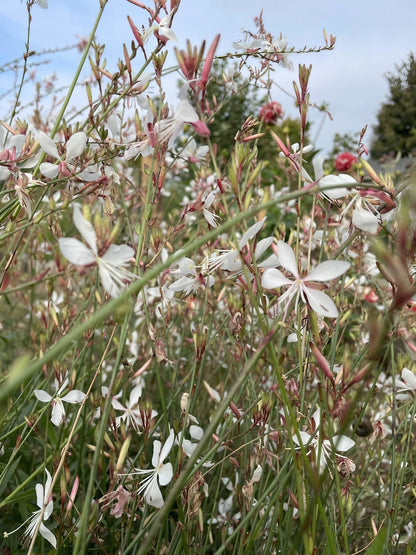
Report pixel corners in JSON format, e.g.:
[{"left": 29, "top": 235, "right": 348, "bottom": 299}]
[{"left": 1, "top": 0, "right": 415, "bottom": 154}]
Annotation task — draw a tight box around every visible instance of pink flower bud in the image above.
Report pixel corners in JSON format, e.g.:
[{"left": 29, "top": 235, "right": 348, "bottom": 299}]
[{"left": 190, "top": 120, "right": 210, "bottom": 137}]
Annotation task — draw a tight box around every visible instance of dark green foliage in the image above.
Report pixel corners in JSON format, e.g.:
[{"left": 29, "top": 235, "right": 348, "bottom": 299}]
[{"left": 371, "top": 53, "right": 416, "bottom": 158}]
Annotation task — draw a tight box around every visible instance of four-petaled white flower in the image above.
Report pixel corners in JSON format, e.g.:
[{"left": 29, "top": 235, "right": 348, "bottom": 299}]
[
  {"left": 128, "top": 430, "right": 175, "bottom": 508},
  {"left": 58, "top": 204, "right": 136, "bottom": 298},
  {"left": 261, "top": 240, "right": 350, "bottom": 318},
  {"left": 4, "top": 469, "right": 56, "bottom": 548},
  {"left": 39, "top": 131, "right": 89, "bottom": 179},
  {"left": 293, "top": 408, "right": 355, "bottom": 474},
  {"left": 112, "top": 386, "right": 157, "bottom": 433},
  {"left": 34, "top": 378, "right": 85, "bottom": 426}
]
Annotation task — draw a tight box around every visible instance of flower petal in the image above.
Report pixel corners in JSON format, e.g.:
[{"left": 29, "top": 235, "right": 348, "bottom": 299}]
[
  {"left": 39, "top": 162, "right": 59, "bottom": 179},
  {"left": 303, "top": 286, "right": 339, "bottom": 318},
  {"left": 62, "top": 390, "right": 86, "bottom": 404},
  {"left": 38, "top": 131, "right": 59, "bottom": 159},
  {"left": 238, "top": 217, "right": 266, "bottom": 248},
  {"left": 98, "top": 263, "right": 122, "bottom": 297},
  {"left": 65, "top": 132, "right": 87, "bottom": 162},
  {"left": 158, "top": 462, "right": 173, "bottom": 486},
  {"left": 333, "top": 435, "right": 355, "bottom": 452},
  {"left": 39, "top": 522, "right": 56, "bottom": 548},
  {"left": 352, "top": 205, "right": 379, "bottom": 233},
  {"left": 292, "top": 431, "right": 312, "bottom": 446},
  {"left": 174, "top": 100, "right": 199, "bottom": 124},
  {"left": 34, "top": 389, "right": 52, "bottom": 403},
  {"left": 306, "top": 260, "right": 350, "bottom": 282},
  {"left": 58, "top": 238, "right": 96, "bottom": 266},
  {"left": 159, "top": 429, "right": 175, "bottom": 463},
  {"left": 262, "top": 268, "right": 293, "bottom": 289},
  {"left": 73, "top": 205, "right": 97, "bottom": 253},
  {"left": 145, "top": 476, "right": 164, "bottom": 508},
  {"left": 51, "top": 398, "right": 65, "bottom": 426},
  {"left": 101, "top": 244, "right": 134, "bottom": 266},
  {"left": 276, "top": 241, "right": 299, "bottom": 277}
]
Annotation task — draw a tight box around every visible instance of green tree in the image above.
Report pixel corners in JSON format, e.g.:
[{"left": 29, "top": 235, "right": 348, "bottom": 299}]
[{"left": 371, "top": 52, "right": 416, "bottom": 158}]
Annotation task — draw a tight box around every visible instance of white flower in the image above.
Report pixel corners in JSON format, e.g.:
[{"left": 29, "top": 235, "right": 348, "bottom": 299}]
[
  {"left": 207, "top": 217, "right": 269, "bottom": 273},
  {"left": 4, "top": 470, "right": 56, "bottom": 548},
  {"left": 36, "top": 0, "right": 48, "bottom": 8},
  {"left": 127, "top": 430, "right": 175, "bottom": 508},
  {"left": 293, "top": 408, "right": 355, "bottom": 474},
  {"left": 261, "top": 241, "right": 350, "bottom": 318},
  {"left": 169, "top": 256, "right": 214, "bottom": 296},
  {"left": 203, "top": 189, "right": 222, "bottom": 227},
  {"left": 303, "top": 155, "right": 357, "bottom": 200},
  {"left": 232, "top": 38, "right": 263, "bottom": 53},
  {"left": 154, "top": 100, "right": 209, "bottom": 147},
  {"left": 58, "top": 204, "right": 136, "bottom": 298},
  {"left": 39, "top": 131, "right": 87, "bottom": 179},
  {"left": 112, "top": 387, "right": 157, "bottom": 433},
  {"left": 34, "top": 378, "right": 85, "bottom": 426},
  {"left": 180, "top": 138, "right": 209, "bottom": 165},
  {"left": 142, "top": 10, "right": 177, "bottom": 43}
]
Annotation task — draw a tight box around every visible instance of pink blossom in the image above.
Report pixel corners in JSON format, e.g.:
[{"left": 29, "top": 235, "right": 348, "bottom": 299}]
[
  {"left": 259, "top": 101, "right": 283, "bottom": 124},
  {"left": 334, "top": 152, "right": 357, "bottom": 172}
]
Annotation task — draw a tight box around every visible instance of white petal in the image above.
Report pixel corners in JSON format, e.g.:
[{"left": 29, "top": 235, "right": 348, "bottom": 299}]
[
  {"left": 35, "top": 483, "right": 45, "bottom": 508},
  {"left": 190, "top": 425, "right": 203, "bottom": 440},
  {"left": 262, "top": 268, "right": 293, "bottom": 289},
  {"left": 303, "top": 286, "right": 339, "bottom": 318},
  {"left": 239, "top": 217, "right": 266, "bottom": 248},
  {"left": 98, "top": 264, "right": 121, "bottom": 297},
  {"left": 258, "top": 253, "right": 280, "bottom": 269},
  {"left": 62, "top": 390, "right": 86, "bottom": 404},
  {"left": 306, "top": 260, "right": 350, "bottom": 282},
  {"left": 333, "top": 435, "right": 355, "bottom": 452},
  {"left": 159, "top": 26, "right": 177, "bottom": 41},
  {"left": 352, "top": 205, "right": 379, "bottom": 233},
  {"left": 292, "top": 431, "right": 312, "bottom": 446},
  {"left": 39, "top": 162, "right": 59, "bottom": 179},
  {"left": 112, "top": 398, "right": 126, "bottom": 412},
  {"left": 58, "top": 238, "right": 96, "bottom": 266},
  {"left": 101, "top": 244, "right": 134, "bottom": 266},
  {"left": 401, "top": 368, "right": 416, "bottom": 389},
  {"left": 174, "top": 100, "right": 199, "bottom": 124},
  {"left": 51, "top": 399, "right": 65, "bottom": 426},
  {"left": 73, "top": 205, "right": 97, "bottom": 253},
  {"left": 65, "top": 132, "right": 87, "bottom": 162},
  {"left": 276, "top": 241, "right": 299, "bottom": 277},
  {"left": 158, "top": 462, "right": 173, "bottom": 486},
  {"left": 38, "top": 131, "right": 59, "bottom": 159},
  {"left": 0, "top": 166, "right": 10, "bottom": 180},
  {"left": 168, "top": 276, "right": 196, "bottom": 295},
  {"left": 319, "top": 175, "right": 349, "bottom": 199},
  {"left": 254, "top": 237, "right": 274, "bottom": 259},
  {"left": 312, "top": 155, "right": 325, "bottom": 181},
  {"left": 43, "top": 498, "right": 53, "bottom": 520},
  {"left": 39, "top": 522, "right": 56, "bottom": 548},
  {"left": 145, "top": 476, "right": 164, "bottom": 508},
  {"left": 159, "top": 429, "right": 175, "bottom": 463},
  {"left": 34, "top": 389, "right": 52, "bottom": 403}
]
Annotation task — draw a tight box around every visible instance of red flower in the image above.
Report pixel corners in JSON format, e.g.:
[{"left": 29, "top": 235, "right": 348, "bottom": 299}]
[
  {"left": 334, "top": 152, "right": 357, "bottom": 172},
  {"left": 259, "top": 101, "right": 283, "bottom": 124}
]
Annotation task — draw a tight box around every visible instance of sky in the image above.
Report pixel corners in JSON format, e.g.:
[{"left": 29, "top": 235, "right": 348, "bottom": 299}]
[{"left": 1, "top": 0, "right": 415, "bottom": 155}]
